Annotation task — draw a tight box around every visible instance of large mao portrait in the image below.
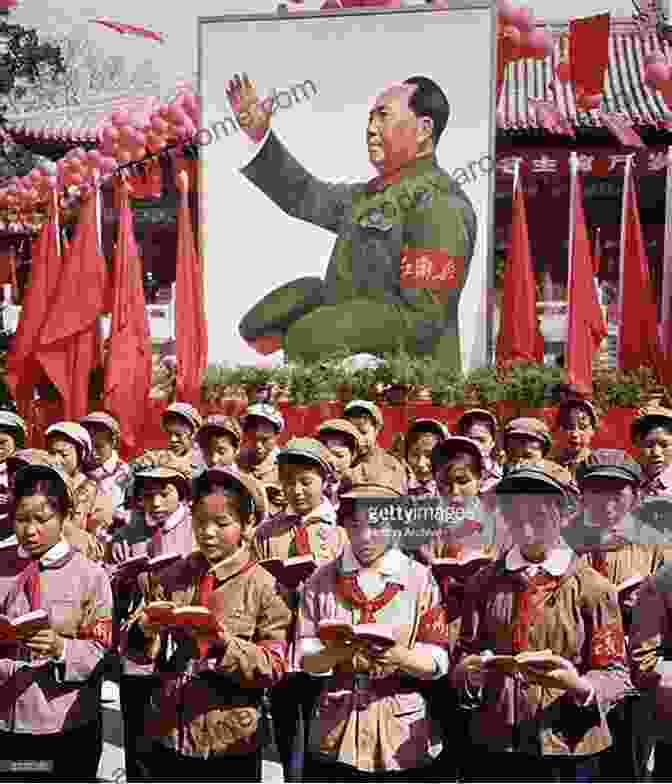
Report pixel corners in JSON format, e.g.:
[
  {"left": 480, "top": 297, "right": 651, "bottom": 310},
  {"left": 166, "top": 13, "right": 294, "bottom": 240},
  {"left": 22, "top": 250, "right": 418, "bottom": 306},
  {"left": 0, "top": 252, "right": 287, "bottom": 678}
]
[{"left": 198, "top": 2, "right": 496, "bottom": 372}]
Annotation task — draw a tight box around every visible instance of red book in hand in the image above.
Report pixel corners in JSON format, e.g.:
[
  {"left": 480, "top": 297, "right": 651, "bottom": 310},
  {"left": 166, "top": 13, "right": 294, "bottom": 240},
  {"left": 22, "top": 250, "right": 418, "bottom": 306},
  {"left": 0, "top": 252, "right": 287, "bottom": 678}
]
[
  {"left": 144, "top": 602, "right": 220, "bottom": 634},
  {"left": 259, "top": 555, "right": 317, "bottom": 588},
  {"left": 112, "top": 552, "right": 183, "bottom": 582},
  {"left": 431, "top": 553, "right": 492, "bottom": 583},
  {"left": 317, "top": 620, "right": 397, "bottom": 649},
  {"left": 0, "top": 609, "right": 50, "bottom": 642}
]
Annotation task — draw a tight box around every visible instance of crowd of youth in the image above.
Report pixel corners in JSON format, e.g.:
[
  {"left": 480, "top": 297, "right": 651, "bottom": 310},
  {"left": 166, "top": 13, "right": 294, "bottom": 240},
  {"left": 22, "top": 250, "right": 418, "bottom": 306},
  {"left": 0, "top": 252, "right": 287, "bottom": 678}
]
[{"left": 1, "top": 397, "right": 672, "bottom": 780}]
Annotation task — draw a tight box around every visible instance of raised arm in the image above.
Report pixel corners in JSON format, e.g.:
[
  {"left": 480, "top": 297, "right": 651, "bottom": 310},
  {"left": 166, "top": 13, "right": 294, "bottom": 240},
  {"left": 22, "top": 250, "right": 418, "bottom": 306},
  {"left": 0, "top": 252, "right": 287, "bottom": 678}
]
[{"left": 227, "top": 73, "right": 351, "bottom": 233}]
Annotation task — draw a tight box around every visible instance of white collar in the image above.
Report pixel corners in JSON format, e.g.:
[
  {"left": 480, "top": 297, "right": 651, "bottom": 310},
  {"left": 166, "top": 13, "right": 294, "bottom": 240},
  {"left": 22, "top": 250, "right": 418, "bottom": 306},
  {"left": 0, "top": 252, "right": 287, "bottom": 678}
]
[
  {"left": 303, "top": 497, "right": 336, "bottom": 525},
  {"left": 17, "top": 537, "right": 70, "bottom": 564},
  {"left": 505, "top": 544, "right": 573, "bottom": 576},
  {"left": 341, "top": 542, "right": 409, "bottom": 585}
]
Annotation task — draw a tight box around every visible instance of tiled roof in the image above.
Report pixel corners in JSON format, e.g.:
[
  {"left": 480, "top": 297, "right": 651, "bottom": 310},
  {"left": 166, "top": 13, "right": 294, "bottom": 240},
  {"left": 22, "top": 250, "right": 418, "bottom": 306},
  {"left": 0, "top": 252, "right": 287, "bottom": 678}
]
[
  {"left": 4, "top": 90, "right": 164, "bottom": 144},
  {"left": 499, "top": 26, "right": 672, "bottom": 132}
]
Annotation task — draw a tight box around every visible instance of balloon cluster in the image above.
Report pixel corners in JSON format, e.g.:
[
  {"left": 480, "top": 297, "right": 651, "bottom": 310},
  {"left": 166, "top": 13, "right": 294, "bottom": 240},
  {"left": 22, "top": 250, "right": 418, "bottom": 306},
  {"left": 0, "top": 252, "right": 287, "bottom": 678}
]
[
  {"left": 0, "top": 87, "right": 201, "bottom": 234},
  {"left": 643, "top": 51, "right": 672, "bottom": 107},
  {"left": 98, "top": 89, "right": 200, "bottom": 164},
  {"left": 497, "top": 0, "right": 553, "bottom": 62}
]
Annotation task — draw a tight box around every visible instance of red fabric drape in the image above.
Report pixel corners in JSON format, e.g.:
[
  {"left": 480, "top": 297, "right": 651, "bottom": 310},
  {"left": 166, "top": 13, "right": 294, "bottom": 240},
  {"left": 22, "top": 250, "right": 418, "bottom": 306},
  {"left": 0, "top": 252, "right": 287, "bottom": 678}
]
[
  {"left": 6, "top": 191, "right": 62, "bottom": 427},
  {"left": 35, "top": 190, "right": 110, "bottom": 420},
  {"left": 496, "top": 171, "right": 544, "bottom": 366},
  {"left": 569, "top": 13, "right": 610, "bottom": 97},
  {"left": 174, "top": 168, "right": 207, "bottom": 406},
  {"left": 103, "top": 180, "right": 152, "bottom": 454},
  {"left": 565, "top": 164, "right": 607, "bottom": 396}
]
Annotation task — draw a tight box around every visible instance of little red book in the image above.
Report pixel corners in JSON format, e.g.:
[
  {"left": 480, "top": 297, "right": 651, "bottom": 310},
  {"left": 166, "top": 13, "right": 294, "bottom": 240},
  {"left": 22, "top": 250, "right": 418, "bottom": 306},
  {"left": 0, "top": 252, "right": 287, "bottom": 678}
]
[
  {"left": 317, "top": 620, "right": 397, "bottom": 649},
  {"left": 259, "top": 555, "right": 317, "bottom": 588}
]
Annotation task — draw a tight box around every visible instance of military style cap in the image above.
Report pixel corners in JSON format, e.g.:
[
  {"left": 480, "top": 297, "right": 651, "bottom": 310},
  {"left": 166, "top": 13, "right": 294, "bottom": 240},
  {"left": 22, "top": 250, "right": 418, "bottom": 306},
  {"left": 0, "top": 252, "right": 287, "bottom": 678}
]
[
  {"left": 631, "top": 407, "right": 672, "bottom": 443},
  {"left": 504, "top": 417, "right": 552, "bottom": 454},
  {"left": 343, "top": 399, "right": 384, "bottom": 428},
  {"left": 339, "top": 483, "right": 404, "bottom": 500},
  {"left": 278, "top": 437, "right": 333, "bottom": 478},
  {"left": 407, "top": 418, "right": 449, "bottom": 441},
  {"left": 196, "top": 415, "right": 243, "bottom": 449},
  {"left": 13, "top": 461, "right": 75, "bottom": 512},
  {"left": 80, "top": 411, "right": 121, "bottom": 437},
  {"left": 557, "top": 399, "right": 598, "bottom": 429},
  {"left": 162, "top": 402, "right": 203, "bottom": 433},
  {"left": 193, "top": 466, "right": 267, "bottom": 523},
  {"left": 0, "top": 411, "right": 26, "bottom": 446},
  {"left": 45, "top": 422, "right": 92, "bottom": 460},
  {"left": 456, "top": 408, "right": 498, "bottom": 437},
  {"left": 496, "top": 460, "right": 573, "bottom": 497},
  {"left": 133, "top": 465, "right": 191, "bottom": 500},
  {"left": 432, "top": 436, "right": 486, "bottom": 474},
  {"left": 243, "top": 403, "right": 285, "bottom": 433},
  {"left": 315, "top": 419, "right": 362, "bottom": 453},
  {"left": 576, "top": 449, "right": 642, "bottom": 486}
]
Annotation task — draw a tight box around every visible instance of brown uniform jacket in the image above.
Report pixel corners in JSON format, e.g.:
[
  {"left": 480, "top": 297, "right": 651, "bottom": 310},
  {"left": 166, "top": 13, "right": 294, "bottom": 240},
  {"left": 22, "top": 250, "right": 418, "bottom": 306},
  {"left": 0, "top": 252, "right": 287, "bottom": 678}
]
[
  {"left": 345, "top": 446, "right": 408, "bottom": 494},
  {"left": 452, "top": 555, "right": 631, "bottom": 756},
  {"left": 124, "top": 545, "right": 291, "bottom": 758}
]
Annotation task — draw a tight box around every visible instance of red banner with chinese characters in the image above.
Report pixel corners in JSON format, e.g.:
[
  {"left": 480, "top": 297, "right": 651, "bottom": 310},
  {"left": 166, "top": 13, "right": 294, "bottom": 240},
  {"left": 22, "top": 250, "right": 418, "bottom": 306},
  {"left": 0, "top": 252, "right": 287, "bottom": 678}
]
[
  {"left": 400, "top": 248, "right": 464, "bottom": 289},
  {"left": 496, "top": 148, "right": 670, "bottom": 179}
]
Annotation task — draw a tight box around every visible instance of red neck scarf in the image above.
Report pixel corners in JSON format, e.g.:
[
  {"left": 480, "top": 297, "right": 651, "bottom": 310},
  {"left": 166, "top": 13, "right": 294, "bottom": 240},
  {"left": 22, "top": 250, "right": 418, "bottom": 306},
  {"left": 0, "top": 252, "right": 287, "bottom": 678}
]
[
  {"left": 335, "top": 573, "right": 403, "bottom": 624},
  {"left": 197, "top": 573, "right": 216, "bottom": 608},
  {"left": 511, "top": 572, "right": 559, "bottom": 653},
  {"left": 291, "top": 522, "right": 311, "bottom": 557}
]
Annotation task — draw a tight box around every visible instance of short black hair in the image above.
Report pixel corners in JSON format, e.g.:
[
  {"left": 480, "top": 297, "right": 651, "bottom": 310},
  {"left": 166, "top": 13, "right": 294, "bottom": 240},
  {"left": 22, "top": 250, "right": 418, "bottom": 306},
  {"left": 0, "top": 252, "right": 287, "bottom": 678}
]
[{"left": 403, "top": 76, "right": 450, "bottom": 146}]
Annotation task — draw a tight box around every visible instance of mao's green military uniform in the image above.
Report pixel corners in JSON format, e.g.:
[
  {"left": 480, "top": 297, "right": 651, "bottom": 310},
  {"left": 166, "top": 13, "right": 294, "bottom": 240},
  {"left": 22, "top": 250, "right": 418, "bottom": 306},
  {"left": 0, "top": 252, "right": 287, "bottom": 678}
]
[{"left": 239, "top": 131, "right": 477, "bottom": 372}]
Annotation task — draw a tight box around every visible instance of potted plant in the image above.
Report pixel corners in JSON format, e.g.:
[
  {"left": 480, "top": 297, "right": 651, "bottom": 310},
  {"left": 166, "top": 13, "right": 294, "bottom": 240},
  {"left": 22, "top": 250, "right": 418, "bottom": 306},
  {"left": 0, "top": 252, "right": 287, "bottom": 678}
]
[
  {"left": 377, "top": 346, "right": 418, "bottom": 405},
  {"left": 232, "top": 365, "right": 277, "bottom": 405},
  {"left": 203, "top": 364, "right": 248, "bottom": 416},
  {"left": 412, "top": 357, "right": 439, "bottom": 404},
  {"left": 502, "top": 362, "right": 562, "bottom": 425},
  {"left": 313, "top": 362, "right": 341, "bottom": 419}
]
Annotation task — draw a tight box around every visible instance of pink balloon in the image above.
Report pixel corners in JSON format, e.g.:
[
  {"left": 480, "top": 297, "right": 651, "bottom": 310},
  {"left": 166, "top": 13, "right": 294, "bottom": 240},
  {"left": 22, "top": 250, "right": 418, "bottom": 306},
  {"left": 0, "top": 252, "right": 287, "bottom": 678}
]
[
  {"left": 152, "top": 117, "right": 170, "bottom": 136},
  {"left": 102, "top": 125, "right": 120, "bottom": 142},
  {"left": 111, "top": 110, "right": 130, "bottom": 127},
  {"left": 131, "top": 129, "right": 146, "bottom": 146},
  {"left": 167, "top": 105, "right": 188, "bottom": 125},
  {"left": 101, "top": 157, "right": 117, "bottom": 174},
  {"left": 45, "top": 176, "right": 57, "bottom": 189},
  {"left": 645, "top": 51, "right": 667, "bottom": 67},
  {"left": 522, "top": 28, "right": 553, "bottom": 58},
  {"left": 497, "top": 0, "right": 517, "bottom": 25},
  {"left": 30, "top": 169, "right": 42, "bottom": 183},
  {"left": 646, "top": 61, "right": 671, "bottom": 87},
  {"left": 511, "top": 6, "right": 535, "bottom": 32},
  {"left": 182, "top": 92, "right": 199, "bottom": 116}
]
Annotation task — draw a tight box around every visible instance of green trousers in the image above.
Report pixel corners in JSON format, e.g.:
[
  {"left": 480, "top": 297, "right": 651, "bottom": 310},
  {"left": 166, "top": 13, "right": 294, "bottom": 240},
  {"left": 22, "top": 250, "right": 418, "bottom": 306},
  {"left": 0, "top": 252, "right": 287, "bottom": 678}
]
[{"left": 238, "top": 277, "right": 461, "bottom": 370}]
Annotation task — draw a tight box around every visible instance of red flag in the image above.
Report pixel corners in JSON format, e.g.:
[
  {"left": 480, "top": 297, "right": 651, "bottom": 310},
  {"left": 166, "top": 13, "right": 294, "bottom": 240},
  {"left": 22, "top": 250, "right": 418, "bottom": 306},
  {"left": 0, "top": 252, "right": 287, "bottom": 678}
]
[
  {"left": 617, "top": 156, "right": 664, "bottom": 375},
  {"left": 174, "top": 167, "right": 207, "bottom": 405},
  {"left": 103, "top": 180, "right": 152, "bottom": 454},
  {"left": 35, "top": 190, "right": 110, "bottom": 420},
  {"left": 5, "top": 191, "right": 62, "bottom": 422},
  {"left": 593, "top": 227, "right": 602, "bottom": 277},
  {"left": 496, "top": 165, "right": 544, "bottom": 366},
  {"left": 91, "top": 18, "right": 164, "bottom": 42},
  {"left": 565, "top": 155, "right": 608, "bottom": 395},
  {"left": 569, "top": 14, "right": 610, "bottom": 97}
]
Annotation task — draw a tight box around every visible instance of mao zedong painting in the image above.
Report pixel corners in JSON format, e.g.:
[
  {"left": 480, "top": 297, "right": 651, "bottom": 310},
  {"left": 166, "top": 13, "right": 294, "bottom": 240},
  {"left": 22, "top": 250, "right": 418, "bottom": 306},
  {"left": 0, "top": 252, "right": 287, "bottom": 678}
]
[{"left": 199, "top": 6, "right": 494, "bottom": 371}]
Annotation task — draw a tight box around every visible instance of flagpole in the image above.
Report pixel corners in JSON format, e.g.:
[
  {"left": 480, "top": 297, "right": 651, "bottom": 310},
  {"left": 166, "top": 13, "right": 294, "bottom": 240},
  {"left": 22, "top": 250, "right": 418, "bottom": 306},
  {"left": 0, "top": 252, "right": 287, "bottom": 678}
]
[
  {"left": 617, "top": 154, "right": 635, "bottom": 368},
  {"left": 662, "top": 145, "right": 672, "bottom": 360}
]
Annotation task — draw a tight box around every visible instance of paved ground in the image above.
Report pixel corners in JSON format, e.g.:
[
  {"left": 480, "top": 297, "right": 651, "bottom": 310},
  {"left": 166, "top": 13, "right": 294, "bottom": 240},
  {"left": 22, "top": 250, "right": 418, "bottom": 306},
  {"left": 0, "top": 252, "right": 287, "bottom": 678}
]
[{"left": 97, "top": 681, "right": 284, "bottom": 783}]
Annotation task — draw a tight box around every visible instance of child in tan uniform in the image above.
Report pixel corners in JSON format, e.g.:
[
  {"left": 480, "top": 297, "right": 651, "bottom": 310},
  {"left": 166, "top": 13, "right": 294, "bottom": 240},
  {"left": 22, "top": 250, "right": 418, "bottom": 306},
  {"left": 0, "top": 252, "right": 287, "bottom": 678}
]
[
  {"left": 125, "top": 467, "right": 292, "bottom": 782},
  {"left": 253, "top": 437, "right": 346, "bottom": 781}
]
